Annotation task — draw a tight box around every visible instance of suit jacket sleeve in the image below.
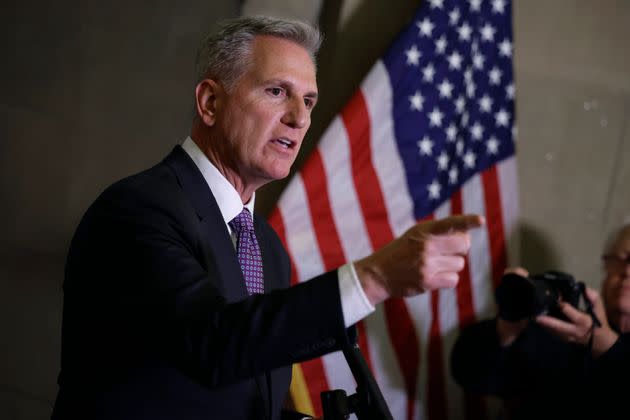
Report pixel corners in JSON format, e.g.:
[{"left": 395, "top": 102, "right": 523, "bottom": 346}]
[{"left": 63, "top": 173, "right": 349, "bottom": 388}]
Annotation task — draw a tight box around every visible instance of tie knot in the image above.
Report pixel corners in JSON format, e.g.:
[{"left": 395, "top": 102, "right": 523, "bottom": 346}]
[{"left": 229, "top": 208, "right": 254, "bottom": 234}]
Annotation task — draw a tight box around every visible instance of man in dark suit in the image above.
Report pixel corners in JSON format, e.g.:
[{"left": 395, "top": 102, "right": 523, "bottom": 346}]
[{"left": 51, "top": 16, "right": 483, "bottom": 420}]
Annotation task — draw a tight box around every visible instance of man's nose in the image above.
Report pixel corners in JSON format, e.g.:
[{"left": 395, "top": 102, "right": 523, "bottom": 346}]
[{"left": 281, "top": 99, "right": 309, "bottom": 129}]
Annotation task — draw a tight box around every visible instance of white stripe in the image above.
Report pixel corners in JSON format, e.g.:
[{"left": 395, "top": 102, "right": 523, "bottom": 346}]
[
  {"left": 318, "top": 117, "right": 373, "bottom": 261},
  {"left": 498, "top": 155, "right": 520, "bottom": 266},
  {"left": 433, "top": 202, "right": 467, "bottom": 420},
  {"left": 403, "top": 203, "right": 449, "bottom": 420},
  {"left": 405, "top": 292, "right": 431, "bottom": 420},
  {"left": 435, "top": 202, "right": 461, "bottom": 420},
  {"left": 361, "top": 60, "right": 417, "bottom": 237},
  {"left": 462, "top": 174, "right": 494, "bottom": 319},
  {"left": 364, "top": 308, "right": 407, "bottom": 418},
  {"left": 278, "top": 175, "right": 324, "bottom": 282},
  {"left": 319, "top": 350, "right": 356, "bottom": 411}
]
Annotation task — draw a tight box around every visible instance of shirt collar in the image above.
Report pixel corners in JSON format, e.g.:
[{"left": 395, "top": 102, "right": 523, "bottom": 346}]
[{"left": 181, "top": 137, "right": 255, "bottom": 225}]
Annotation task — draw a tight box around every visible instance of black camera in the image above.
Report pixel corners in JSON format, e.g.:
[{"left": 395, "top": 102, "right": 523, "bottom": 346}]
[{"left": 495, "top": 270, "right": 585, "bottom": 322}]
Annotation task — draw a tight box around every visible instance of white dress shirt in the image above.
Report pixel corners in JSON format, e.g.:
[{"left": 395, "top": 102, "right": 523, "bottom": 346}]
[{"left": 181, "top": 137, "right": 374, "bottom": 327}]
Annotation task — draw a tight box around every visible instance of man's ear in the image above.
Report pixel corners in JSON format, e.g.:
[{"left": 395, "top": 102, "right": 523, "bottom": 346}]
[{"left": 195, "top": 79, "right": 221, "bottom": 127}]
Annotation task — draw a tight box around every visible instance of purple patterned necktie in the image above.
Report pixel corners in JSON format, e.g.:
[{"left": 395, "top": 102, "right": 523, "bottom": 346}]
[{"left": 229, "top": 208, "right": 264, "bottom": 295}]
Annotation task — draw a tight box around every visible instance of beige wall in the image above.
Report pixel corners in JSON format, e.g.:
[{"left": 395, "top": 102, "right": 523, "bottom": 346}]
[{"left": 2, "top": 0, "right": 629, "bottom": 418}]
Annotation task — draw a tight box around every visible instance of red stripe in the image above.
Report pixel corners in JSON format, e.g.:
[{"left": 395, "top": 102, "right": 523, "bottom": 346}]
[
  {"left": 451, "top": 191, "right": 476, "bottom": 326},
  {"left": 267, "top": 207, "right": 329, "bottom": 415},
  {"left": 342, "top": 90, "right": 419, "bottom": 420},
  {"left": 481, "top": 165, "right": 507, "bottom": 290},
  {"left": 451, "top": 191, "right": 488, "bottom": 420},
  {"left": 300, "top": 150, "right": 347, "bottom": 270},
  {"left": 427, "top": 290, "right": 447, "bottom": 420},
  {"left": 267, "top": 207, "right": 299, "bottom": 286},
  {"left": 300, "top": 150, "right": 362, "bottom": 416}
]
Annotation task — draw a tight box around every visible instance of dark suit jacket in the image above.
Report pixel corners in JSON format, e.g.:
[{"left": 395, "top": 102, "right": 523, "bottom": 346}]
[{"left": 52, "top": 146, "right": 348, "bottom": 420}]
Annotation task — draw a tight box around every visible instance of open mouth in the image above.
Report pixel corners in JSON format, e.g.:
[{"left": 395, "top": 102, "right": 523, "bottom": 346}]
[{"left": 272, "top": 137, "right": 295, "bottom": 150}]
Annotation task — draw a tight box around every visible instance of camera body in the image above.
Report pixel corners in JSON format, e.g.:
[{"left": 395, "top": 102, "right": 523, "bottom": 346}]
[{"left": 495, "top": 270, "right": 583, "bottom": 322}]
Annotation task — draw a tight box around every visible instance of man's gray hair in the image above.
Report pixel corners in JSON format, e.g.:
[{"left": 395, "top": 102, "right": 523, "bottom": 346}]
[{"left": 195, "top": 15, "right": 323, "bottom": 91}]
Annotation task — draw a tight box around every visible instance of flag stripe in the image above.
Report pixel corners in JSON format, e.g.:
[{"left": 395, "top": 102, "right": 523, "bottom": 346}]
[
  {"left": 276, "top": 179, "right": 331, "bottom": 415},
  {"left": 269, "top": 2, "right": 518, "bottom": 419},
  {"left": 460, "top": 178, "right": 493, "bottom": 420},
  {"left": 362, "top": 61, "right": 417, "bottom": 237},
  {"left": 462, "top": 174, "right": 494, "bottom": 319},
  {"left": 341, "top": 91, "right": 393, "bottom": 250},
  {"left": 318, "top": 117, "right": 374, "bottom": 261},
  {"left": 481, "top": 165, "right": 507, "bottom": 291},
  {"left": 427, "top": 290, "right": 448, "bottom": 420},
  {"left": 278, "top": 176, "right": 325, "bottom": 282},
  {"left": 342, "top": 90, "right": 420, "bottom": 419},
  {"left": 301, "top": 149, "right": 347, "bottom": 271},
  {"left": 451, "top": 191, "right": 476, "bottom": 326},
  {"left": 498, "top": 156, "right": 520, "bottom": 265}
]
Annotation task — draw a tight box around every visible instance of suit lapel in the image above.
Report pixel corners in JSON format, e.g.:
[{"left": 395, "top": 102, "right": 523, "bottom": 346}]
[
  {"left": 163, "top": 146, "right": 248, "bottom": 301},
  {"left": 164, "top": 146, "right": 271, "bottom": 419}
]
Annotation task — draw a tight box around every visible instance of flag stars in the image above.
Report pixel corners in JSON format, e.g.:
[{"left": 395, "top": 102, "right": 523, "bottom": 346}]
[
  {"left": 489, "top": 67, "right": 503, "bottom": 85},
  {"left": 478, "top": 94, "right": 493, "bottom": 112},
  {"left": 473, "top": 52, "right": 485, "bottom": 69},
  {"left": 409, "top": 91, "right": 425, "bottom": 111},
  {"left": 455, "top": 96, "right": 466, "bottom": 114},
  {"left": 438, "top": 79, "right": 454, "bottom": 98},
  {"left": 417, "top": 136, "right": 434, "bottom": 155},
  {"left": 495, "top": 108, "right": 511, "bottom": 127},
  {"left": 469, "top": 0, "right": 482, "bottom": 12},
  {"left": 428, "top": 107, "right": 444, "bottom": 127},
  {"left": 461, "top": 111, "right": 470, "bottom": 127},
  {"left": 417, "top": 18, "right": 435, "bottom": 37},
  {"left": 456, "top": 139, "right": 464, "bottom": 155},
  {"left": 405, "top": 44, "right": 421, "bottom": 66},
  {"left": 492, "top": 0, "right": 506, "bottom": 14},
  {"left": 481, "top": 23, "right": 496, "bottom": 42},
  {"left": 448, "top": 51, "right": 463, "bottom": 70},
  {"left": 449, "top": 166, "right": 459, "bottom": 184},
  {"left": 435, "top": 36, "right": 448, "bottom": 54},
  {"left": 437, "top": 151, "right": 449, "bottom": 170},
  {"left": 464, "top": 69, "right": 473, "bottom": 83},
  {"left": 423, "top": 63, "right": 436, "bottom": 82},
  {"left": 487, "top": 136, "right": 500, "bottom": 154},
  {"left": 498, "top": 39, "right": 513, "bottom": 57},
  {"left": 466, "top": 82, "right": 476, "bottom": 99},
  {"left": 470, "top": 122, "right": 484, "bottom": 140},
  {"left": 506, "top": 83, "right": 515, "bottom": 99},
  {"left": 449, "top": 8, "right": 460, "bottom": 25},
  {"left": 446, "top": 124, "right": 458, "bottom": 142},
  {"left": 458, "top": 23, "right": 472, "bottom": 42},
  {"left": 429, "top": 0, "right": 444, "bottom": 9},
  {"left": 428, "top": 179, "right": 441, "bottom": 199},
  {"left": 463, "top": 150, "right": 477, "bottom": 168}
]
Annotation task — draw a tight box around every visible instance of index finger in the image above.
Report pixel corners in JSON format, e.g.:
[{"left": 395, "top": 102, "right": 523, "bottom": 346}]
[{"left": 427, "top": 214, "right": 485, "bottom": 235}]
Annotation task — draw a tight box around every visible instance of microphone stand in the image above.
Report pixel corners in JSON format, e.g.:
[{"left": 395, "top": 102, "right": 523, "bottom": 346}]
[{"left": 320, "top": 329, "right": 393, "bottom": 419}]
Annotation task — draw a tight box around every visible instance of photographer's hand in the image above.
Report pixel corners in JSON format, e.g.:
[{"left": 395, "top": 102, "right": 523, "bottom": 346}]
[{"left": 535, "top": 287, "right": 619, "bottom": 357}]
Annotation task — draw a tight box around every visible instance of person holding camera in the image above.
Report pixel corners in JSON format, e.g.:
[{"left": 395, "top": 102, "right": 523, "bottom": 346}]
[{"left": 450, "top": 224, "right": 630, "bottom": 420}]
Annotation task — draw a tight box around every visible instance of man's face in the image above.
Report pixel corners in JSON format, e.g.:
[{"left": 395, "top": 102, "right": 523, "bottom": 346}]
[
  {"left": 602, "top": 229, "right": 630, "bottom": 326},
  {"left": 213, "top": 35, "right": 318, "bottom": 189}
]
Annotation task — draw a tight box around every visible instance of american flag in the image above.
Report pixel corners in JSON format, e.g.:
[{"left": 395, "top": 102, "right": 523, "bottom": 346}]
[{"left": 268, "top": 0, "right": 518, "bottom": 419}]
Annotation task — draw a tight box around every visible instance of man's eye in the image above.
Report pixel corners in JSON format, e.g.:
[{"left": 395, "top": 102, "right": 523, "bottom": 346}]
[{"left": 269, "top": 87, "right": 283, "bottom": 96}]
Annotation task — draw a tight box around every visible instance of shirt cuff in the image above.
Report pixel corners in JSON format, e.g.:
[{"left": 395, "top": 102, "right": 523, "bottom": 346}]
[{"left": 338, "top": 262, "right": 375, "bottom": 327}]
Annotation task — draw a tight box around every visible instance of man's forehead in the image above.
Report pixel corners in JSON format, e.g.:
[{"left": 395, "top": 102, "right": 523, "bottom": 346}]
[{"left": 249, "top": 36, "right": 317, "bottom": 88}]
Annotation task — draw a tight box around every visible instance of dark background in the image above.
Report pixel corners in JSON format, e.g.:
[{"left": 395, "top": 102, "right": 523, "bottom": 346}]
[{"left": 2, "top": 0, "right": 629, "bottom": 418}]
